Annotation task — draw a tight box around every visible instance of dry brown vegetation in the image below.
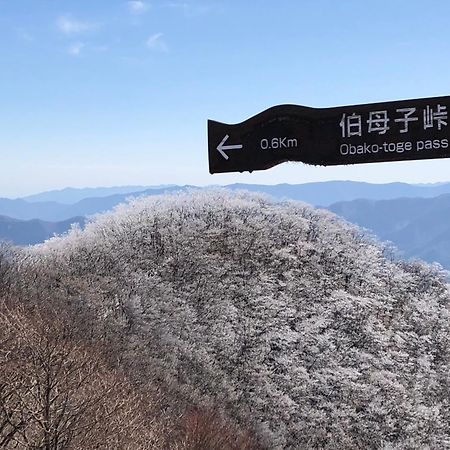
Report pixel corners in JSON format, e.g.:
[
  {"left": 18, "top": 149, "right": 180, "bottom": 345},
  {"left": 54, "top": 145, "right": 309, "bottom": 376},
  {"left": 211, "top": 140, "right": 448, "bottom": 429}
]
[{"left": 0, "top": 243, "right": 263, "bottom": 450}]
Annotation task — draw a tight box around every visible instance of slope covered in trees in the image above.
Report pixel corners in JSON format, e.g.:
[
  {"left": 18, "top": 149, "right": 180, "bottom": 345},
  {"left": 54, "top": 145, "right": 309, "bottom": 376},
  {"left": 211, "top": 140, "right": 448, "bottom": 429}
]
[
  {"left": 329, "top": 194, "right": 450, "bottom": 269},
  {"left": 2, "top": 191, "right": 450, "bottom": 449}
]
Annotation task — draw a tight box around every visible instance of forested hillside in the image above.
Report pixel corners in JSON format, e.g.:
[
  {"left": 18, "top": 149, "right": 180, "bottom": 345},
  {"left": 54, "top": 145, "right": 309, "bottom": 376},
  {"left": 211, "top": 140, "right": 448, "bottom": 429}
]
[
  {"left": 329, "top": 194, "right": 450, "bottom": 269},
  {"left": 2, "top": 191, "right": 450, "bottom": 449}
]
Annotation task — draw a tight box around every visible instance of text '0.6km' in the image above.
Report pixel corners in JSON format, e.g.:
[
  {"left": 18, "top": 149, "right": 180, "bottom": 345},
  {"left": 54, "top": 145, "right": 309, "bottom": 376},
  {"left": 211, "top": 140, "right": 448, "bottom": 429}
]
[{"left": 207, "top": 95, "right": 450, "bottom": 174}]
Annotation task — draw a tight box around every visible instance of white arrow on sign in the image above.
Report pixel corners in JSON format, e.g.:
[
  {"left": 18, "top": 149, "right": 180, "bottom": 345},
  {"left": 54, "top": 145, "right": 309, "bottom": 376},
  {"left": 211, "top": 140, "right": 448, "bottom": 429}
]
[{"left": 217, "top": 135, "right": 243, "bottom": 160}]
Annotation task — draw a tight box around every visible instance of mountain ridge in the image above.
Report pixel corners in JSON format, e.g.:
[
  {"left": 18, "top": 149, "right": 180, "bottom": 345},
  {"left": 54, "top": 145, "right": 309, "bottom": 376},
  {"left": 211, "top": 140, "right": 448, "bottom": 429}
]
[
  {"left": 22, "top": 185, "right": 177, "bottom": 204},
  {"left": 0, "top": 215, "right": 86, "bottom": 245},
  {"left": 4, "top": 181, "right": 450, "bottom": 222},
  {"left": 328, "top": 194, "right": 450, "bottom": 269}
]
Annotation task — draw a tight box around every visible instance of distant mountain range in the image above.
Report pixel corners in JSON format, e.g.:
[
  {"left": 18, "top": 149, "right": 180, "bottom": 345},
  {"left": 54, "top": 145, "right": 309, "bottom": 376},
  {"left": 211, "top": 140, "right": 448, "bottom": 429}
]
[
  {"left": 4, "top": 181, "right": 450, "bottom": 222},
  {"left": 227, "top": 181, "right": 450, "bottom": 206},
  {"left": 0, "top": 186, "right": 190, "bottom": 222},
  {"left": 22, "top": 185, "right": 176, "bottom": 204},
  {"left": 11, "top": 181, "right": 450, "bottom": 207},
  {"left": 328, "top": 195, "right": 450, "bottom": 269},
  {"left": 0, "top": 215, "right": 86, "bottom": 246},
  {"left": 2, "top": 181, "right": 450, "bottom": 269}
]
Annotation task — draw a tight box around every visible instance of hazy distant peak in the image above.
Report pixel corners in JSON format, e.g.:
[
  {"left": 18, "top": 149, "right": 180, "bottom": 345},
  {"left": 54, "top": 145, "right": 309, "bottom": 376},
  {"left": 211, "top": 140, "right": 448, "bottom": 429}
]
[{"left": 21, "top": 185, "right": 177, "bottom": 204}]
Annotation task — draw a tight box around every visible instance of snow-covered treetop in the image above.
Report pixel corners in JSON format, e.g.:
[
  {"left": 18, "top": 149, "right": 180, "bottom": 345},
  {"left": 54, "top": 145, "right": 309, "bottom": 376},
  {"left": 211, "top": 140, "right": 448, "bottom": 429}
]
[{"left": 25, "top": 190, "right": 450, "bottom": 449}]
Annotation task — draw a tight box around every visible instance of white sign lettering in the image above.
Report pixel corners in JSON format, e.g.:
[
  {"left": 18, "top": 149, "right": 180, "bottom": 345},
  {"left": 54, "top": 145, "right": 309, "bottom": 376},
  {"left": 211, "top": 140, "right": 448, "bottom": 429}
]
[
  {"left": 340, "top": 104, "right": 448, "bottom": 137},
  {"left": 367, "top": 110, "right": 389, "bottom": 135},
  {"left": 340, "top": 113, "right": 362, "bottom": 138},
  {"left": 423, "top": 104, "right": 448, "bottom": 130},
  {"left": 394, "top": 108, "right": 418, "bottom": 134}
]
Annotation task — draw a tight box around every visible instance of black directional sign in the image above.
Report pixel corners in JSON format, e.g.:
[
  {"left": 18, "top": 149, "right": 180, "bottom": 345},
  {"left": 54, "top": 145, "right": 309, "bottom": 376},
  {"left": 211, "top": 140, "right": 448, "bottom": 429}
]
[{"left": 208, "top": 96, "right": 450, "bottom": 174}]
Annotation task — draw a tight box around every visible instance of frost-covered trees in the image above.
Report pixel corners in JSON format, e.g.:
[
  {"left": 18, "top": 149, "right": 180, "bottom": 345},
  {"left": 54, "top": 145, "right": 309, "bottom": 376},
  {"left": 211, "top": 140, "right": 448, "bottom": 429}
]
[{"left": 4, "top": 190, "right": 450, "bottom": 449}]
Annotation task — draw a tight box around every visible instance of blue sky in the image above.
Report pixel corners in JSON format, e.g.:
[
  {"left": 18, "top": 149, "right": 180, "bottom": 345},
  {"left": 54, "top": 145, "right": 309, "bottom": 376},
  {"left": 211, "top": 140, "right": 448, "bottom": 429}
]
[{"left": 2, "top": 0, "right": 450, "bottom": 197}]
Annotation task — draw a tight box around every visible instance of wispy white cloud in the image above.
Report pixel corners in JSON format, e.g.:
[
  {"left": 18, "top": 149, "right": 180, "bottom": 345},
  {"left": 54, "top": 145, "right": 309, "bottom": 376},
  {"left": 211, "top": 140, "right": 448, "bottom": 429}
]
[
  {"left": 128, "top": 1, "right": 150, "bottom": 14},
  {"left": 146, "top": 33, "right": 168, "bottom": 52},
  {"left": 93, "top": 45, "right": 109, "bottom": 53},
  {"left": 165, "top": 1, "right": 218, "bottom": 17},
  {"left": 68, "top": 42, "right": 85, "bottom": 56},
  {"left": 57, "top": 16, "right": 97, "bottom": 35},
  {"left": 17, "top": 29, "right": 34, "bottom": 43}
]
